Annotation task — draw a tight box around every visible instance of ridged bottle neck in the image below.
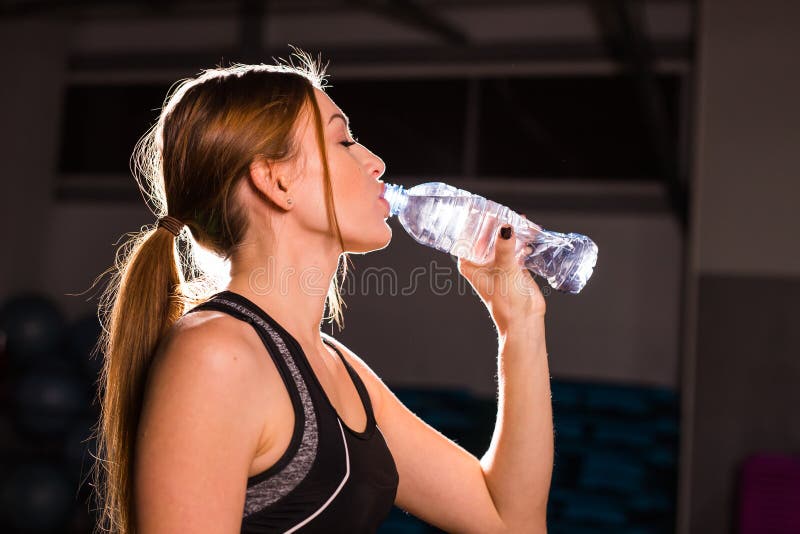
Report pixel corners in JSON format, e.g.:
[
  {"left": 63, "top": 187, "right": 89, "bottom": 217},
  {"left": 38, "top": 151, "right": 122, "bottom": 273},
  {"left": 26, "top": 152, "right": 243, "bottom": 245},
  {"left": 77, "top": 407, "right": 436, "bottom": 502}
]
[{"left": 382, "top": 183, "right": 408, "bottom": 217}]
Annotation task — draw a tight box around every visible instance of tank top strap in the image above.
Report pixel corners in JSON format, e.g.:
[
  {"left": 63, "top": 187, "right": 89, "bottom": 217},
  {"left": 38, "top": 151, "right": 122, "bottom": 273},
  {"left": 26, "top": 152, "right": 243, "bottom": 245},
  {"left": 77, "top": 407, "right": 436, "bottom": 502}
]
[
  {"left": 185, "top": 294, "right": 255, "bottom": 324},
  {"left": 321, "top": 337, "right": 377, "bottom": 432}
]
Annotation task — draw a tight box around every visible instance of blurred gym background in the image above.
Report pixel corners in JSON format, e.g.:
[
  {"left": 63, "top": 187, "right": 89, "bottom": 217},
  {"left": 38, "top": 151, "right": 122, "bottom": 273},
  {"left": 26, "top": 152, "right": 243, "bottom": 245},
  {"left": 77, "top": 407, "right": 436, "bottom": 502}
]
[{"left": 0, "top": 0, "right": 798, "bottom": 533}]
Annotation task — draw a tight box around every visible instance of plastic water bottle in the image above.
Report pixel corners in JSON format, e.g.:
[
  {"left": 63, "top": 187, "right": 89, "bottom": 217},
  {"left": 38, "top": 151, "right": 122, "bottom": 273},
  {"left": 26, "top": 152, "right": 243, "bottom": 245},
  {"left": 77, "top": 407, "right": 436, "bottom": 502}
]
[{"left": 382, "top": 182, "right": 598, "bottom": 294}]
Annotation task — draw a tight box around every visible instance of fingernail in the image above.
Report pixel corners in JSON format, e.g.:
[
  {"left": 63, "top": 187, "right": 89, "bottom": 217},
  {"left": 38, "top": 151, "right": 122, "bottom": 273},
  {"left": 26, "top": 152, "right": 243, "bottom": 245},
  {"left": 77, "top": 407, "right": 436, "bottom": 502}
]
[{"left": 500, "top": 225, "right": 512, "bottom": 240}]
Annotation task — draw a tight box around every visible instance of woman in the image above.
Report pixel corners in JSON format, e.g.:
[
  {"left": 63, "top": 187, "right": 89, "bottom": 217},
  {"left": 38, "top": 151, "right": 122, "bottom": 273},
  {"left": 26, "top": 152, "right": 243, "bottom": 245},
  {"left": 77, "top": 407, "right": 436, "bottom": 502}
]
[{"left": 92, "top": 53, "right": 553, "bottom": 534}]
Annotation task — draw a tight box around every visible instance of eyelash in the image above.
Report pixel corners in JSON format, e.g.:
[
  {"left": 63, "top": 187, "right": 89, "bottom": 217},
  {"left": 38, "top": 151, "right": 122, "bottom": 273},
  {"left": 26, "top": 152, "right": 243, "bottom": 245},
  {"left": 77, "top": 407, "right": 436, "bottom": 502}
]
[{"left": 340, "top": 138, "right": 358, "bottom": 148}]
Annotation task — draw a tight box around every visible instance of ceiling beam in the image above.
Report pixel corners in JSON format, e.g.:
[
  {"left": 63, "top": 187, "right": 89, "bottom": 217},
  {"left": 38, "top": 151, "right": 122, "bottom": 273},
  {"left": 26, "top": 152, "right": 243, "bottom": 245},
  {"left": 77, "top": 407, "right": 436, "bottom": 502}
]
[
  {"left": 589, "top": 0, "right": 688, "bottom": 231},
  {"left": 68, "top": 40, "right": 690, "bottom": 73},
  {"left": 349, "top": 0, "right": 468, "bottom": 45}
]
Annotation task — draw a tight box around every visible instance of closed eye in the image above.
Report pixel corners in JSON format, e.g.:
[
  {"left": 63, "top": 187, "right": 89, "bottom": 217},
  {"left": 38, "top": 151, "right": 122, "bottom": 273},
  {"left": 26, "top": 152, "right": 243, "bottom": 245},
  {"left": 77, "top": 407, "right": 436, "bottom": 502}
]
[{"left": 340, "top": 139, "right": 358, "bottom": 148}]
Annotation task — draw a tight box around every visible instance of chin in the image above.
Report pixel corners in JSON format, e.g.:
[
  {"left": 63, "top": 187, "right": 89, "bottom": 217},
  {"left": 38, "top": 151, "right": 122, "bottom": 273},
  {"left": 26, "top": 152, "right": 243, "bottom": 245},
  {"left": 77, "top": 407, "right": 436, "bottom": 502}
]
[{"left": 344, "top": 225, "right": 392, "bottom": 254}]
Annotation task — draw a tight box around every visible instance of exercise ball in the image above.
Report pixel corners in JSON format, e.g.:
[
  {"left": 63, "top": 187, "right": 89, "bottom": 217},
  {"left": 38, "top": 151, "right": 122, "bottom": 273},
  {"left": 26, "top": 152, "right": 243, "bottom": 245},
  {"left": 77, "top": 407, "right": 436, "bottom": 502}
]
[
  {"left": 0, "top": 294, "right": 65, "bottom": 368},
  {"left": 12, "top": 365, "right": 87, "bottom": 437}
]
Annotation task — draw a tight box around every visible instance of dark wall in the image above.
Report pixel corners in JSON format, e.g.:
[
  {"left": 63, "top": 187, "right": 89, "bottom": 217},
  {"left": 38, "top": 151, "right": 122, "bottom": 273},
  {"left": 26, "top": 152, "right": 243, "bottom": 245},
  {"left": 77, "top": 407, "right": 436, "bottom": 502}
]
[
  {"left": 691, "top": 275, "right": 800, "bottom": 533},
  {"left": 681, "top": 0, "right": 800, "bottom": 531}
]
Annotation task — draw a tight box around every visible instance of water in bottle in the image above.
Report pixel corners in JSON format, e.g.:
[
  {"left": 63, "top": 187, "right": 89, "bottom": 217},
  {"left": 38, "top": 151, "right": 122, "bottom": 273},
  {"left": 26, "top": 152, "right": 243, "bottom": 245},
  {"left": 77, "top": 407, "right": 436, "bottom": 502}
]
[{"left": 381, "top": 182, "right": 598, "bottom": 294}]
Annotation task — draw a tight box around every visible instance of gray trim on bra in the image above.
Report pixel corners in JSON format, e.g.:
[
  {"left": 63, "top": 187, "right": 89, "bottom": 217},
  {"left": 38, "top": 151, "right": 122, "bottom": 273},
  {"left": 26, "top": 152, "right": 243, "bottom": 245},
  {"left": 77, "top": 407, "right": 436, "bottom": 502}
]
[{"left": 211, "top": 298, "right": 319, "bottom": 518}]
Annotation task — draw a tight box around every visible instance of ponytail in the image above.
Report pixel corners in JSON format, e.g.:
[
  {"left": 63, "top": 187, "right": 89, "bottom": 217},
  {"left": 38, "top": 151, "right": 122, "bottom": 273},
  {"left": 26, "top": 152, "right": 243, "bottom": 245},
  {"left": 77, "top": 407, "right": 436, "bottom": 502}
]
[{"left": 91, "top": 224, "right": 188, "bottom": 534}]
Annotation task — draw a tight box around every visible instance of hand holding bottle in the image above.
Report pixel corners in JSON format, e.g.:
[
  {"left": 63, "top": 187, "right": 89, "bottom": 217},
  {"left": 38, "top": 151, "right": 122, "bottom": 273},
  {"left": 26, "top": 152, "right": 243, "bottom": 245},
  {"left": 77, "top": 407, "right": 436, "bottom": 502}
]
[{"left": 457, "top": 217, "right": 546, "bottom": 333}]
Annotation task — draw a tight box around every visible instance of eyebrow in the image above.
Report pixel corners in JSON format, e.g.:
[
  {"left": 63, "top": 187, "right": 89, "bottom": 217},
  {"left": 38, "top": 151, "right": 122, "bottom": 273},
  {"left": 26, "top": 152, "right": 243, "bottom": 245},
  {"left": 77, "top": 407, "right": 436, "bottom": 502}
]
[{"left": 328, "top": 113, "right": 350, "bottom": 128}]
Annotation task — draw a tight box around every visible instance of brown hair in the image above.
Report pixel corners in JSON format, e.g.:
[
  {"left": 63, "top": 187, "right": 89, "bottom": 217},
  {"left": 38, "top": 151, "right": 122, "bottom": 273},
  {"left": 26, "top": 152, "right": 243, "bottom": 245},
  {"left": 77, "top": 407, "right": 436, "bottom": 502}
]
[{"left": 89, "top": 52, "right": 350, "bottom": 534}]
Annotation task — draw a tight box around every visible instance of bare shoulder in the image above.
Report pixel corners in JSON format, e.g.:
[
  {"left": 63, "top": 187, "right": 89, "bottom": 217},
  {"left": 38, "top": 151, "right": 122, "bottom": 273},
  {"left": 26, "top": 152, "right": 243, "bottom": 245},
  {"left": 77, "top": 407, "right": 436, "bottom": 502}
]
[
  {"left": 320, "top": 333, "right": 387, "bottom": 420},
  {"left": 159, "top": 309, "right": 264, "bottom": 362},
  {"left": 146, "top": 309, "right": 270, "bottom": 435},
  {"left": 148, "top": 309, "right": 273, "bottom": 419}
]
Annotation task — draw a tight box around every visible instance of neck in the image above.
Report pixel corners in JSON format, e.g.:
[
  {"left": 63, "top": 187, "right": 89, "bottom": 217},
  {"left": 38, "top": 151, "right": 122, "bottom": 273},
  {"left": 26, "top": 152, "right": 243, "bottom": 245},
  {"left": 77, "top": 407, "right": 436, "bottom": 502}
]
[{"left": 225, "top": 226, "right": 342, "bottom": 351}]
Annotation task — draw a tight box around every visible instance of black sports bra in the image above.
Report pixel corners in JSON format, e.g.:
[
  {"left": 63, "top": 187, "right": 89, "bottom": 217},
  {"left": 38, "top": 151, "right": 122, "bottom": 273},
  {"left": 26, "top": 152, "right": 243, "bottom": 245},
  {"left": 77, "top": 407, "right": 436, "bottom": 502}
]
[{"left": 184, "top": 290, "right": 399, "bottom": 533}]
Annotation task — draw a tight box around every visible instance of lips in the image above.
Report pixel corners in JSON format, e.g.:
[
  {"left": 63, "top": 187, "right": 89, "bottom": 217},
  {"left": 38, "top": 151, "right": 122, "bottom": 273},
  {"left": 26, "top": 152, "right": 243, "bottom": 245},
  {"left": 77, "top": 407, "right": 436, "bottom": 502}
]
[{"left": 379, "top": 196, "right": 390, "bottom": 217}]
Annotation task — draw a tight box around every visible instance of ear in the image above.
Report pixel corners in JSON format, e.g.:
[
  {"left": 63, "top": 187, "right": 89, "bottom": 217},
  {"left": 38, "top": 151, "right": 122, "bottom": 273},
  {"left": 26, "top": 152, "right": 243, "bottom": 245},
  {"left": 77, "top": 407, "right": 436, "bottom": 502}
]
[{"left": 248, "top": 155, "right": 293, "bottom": 210}]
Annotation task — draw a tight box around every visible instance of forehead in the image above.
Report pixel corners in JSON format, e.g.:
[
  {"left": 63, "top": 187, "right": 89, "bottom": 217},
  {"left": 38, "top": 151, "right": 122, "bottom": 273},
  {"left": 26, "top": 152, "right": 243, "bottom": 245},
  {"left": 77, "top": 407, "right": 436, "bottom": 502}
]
[
  {"left": 313, "top": 88, "right": 344, "bottom": 120},
  {"left": 293, "top": 88, "right": 347, "bottom": 145}
]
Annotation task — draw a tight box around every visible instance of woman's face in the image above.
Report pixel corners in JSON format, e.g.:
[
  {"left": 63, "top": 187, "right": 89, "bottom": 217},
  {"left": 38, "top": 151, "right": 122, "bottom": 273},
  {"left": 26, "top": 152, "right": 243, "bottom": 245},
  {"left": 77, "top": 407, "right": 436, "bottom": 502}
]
[{"left": 288, "top": 88, "right": 391, "bottom": 254}]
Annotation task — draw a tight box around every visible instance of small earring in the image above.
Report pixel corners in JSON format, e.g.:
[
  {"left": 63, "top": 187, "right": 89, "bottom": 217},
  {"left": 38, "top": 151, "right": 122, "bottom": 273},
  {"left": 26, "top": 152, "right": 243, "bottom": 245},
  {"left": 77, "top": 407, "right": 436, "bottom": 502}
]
[{"left": 287, "top": 198, "right": 293, "bottom": 205}]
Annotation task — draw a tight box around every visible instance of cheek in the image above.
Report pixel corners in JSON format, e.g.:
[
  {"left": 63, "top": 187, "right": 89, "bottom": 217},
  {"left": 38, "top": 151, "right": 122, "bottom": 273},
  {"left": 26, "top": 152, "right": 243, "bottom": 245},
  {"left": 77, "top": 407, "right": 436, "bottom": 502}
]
[
  {"left": 327, "top": 151, "right": 362, "bottom": 205},
  {"left": 321, "top": 149, "right": 380, "bottom": 233}
]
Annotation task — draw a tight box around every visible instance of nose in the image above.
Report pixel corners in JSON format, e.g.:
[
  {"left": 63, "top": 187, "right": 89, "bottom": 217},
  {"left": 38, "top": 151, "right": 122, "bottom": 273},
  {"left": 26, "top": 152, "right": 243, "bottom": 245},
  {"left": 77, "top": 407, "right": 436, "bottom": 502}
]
[{"left": 364, "top": 148, "right": 386, "bottom": 179}]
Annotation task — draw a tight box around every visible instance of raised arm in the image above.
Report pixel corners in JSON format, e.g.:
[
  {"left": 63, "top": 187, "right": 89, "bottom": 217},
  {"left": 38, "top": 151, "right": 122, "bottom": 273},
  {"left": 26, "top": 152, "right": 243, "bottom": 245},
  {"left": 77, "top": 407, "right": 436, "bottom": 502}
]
[
  {"left": 480, "top": 314, "right": 552, "bottom": 530},
  {"left": 325, "top": 222, "right": 553, "bottom": 533},
  {"left": 461, "top": 221, "right": 553, "bottom": 530}
]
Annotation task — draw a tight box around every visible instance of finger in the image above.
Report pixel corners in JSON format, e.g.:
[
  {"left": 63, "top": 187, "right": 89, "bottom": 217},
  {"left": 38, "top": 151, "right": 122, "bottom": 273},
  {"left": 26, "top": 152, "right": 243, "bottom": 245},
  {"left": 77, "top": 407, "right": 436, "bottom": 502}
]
[{"left": 494, "top": 223, "right": 518, "bottom": 271}]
